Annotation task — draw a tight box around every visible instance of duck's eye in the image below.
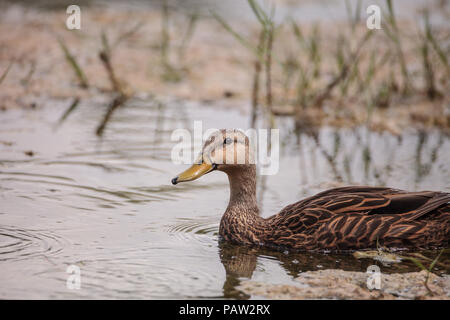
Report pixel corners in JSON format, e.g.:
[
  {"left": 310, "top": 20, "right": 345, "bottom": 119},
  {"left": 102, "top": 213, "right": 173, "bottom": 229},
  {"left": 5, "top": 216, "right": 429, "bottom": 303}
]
[{"left": 223, "top": 138, "right": 232, "bottom": 145}]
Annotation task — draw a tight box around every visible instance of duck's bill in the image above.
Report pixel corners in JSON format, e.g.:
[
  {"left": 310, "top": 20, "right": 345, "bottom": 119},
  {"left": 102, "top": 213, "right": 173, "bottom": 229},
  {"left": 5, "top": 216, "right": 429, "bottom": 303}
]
[{"left": 171, "top": 163, "right": 216, "bottom": 185}]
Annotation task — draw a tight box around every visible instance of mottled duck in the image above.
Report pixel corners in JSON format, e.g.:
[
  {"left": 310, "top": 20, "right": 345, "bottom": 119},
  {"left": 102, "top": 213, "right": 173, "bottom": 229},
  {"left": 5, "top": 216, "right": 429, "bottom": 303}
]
[{"left": 171, "top": 129, "right": 450, "bottom": 251}]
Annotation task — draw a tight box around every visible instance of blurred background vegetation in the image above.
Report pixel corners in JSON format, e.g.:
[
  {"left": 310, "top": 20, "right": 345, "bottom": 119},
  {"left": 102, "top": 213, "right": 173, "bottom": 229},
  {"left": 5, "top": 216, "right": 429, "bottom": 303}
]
[{"left": 0, "top": 0, "right": 448, "bottom": 134}]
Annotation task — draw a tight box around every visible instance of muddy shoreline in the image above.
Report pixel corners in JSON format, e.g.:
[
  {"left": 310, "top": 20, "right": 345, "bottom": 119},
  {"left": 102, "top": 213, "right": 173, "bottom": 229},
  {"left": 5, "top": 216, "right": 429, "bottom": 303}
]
[{"left": 238, "top": 269, "right": 450, "bottom": 299}]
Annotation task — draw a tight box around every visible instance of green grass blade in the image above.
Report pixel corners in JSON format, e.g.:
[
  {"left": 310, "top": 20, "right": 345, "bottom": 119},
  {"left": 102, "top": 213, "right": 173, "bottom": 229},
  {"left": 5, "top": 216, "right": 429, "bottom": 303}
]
[
  {"left": 210, "top": 10, "right": 258, "bottom": 57},
  {"left": 429, "top": 249, "right": 445, "bottom": 272},
  {"left": 0, "top": 61, "right": 13, "bottom": 85},
  {"left": 248, "top": 0, "right": 270, "bottom": 27},
  {"left": 58, "top": 38, "right": 89, "bottom": 88}
]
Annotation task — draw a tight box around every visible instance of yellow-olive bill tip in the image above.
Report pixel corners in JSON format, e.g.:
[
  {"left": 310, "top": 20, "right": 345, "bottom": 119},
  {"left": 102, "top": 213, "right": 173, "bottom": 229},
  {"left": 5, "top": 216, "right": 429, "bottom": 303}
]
[{"left": 171, "top": 163, "right": 217, "bottom": 185}]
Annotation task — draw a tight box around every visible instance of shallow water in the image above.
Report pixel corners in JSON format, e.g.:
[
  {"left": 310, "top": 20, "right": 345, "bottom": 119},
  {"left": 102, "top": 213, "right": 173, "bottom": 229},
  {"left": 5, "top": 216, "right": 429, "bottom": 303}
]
[{"left": 0, "top": 96, "right": 449, "bottom": 299}]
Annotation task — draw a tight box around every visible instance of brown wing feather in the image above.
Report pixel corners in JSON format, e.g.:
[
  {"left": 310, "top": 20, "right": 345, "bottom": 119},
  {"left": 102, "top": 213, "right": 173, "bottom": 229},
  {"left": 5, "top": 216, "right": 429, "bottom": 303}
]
[
  {"left": 267, "top": 186, "right": 450, "bottom": 251},
  {"left": 280, "top": 186, "right": 450, "bottom": 219}
]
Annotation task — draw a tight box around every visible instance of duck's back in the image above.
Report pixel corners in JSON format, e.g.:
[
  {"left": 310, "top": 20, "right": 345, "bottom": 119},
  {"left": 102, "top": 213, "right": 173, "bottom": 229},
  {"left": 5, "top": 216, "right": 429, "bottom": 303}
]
[{"left": 264, "top": 186, "right": 450, "bottom": 251}]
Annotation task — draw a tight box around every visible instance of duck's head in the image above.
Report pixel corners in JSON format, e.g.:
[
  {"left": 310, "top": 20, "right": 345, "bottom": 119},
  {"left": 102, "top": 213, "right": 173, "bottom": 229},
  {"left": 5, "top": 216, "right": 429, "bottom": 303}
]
[{"left": 171, "top": 129, "right": 254, "bottom": 185}]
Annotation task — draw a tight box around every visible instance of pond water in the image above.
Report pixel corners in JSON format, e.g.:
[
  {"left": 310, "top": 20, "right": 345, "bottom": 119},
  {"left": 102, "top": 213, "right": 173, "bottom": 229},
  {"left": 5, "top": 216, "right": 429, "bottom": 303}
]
[{"left": 0, "top": 96, "right": 449, "bottom": 299}]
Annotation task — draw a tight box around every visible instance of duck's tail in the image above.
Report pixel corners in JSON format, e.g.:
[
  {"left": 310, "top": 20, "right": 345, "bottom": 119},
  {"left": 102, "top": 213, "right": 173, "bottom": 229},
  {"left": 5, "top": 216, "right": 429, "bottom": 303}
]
[{"left": 402, "top": 192, "right": 450, "bottom": 221}]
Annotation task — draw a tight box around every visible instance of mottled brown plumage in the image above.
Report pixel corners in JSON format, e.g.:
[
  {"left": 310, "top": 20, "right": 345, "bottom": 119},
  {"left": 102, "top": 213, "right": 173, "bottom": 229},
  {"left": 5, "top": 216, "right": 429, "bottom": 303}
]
[{"left": 173, "top": 129, "right": 450, "bottom": 252}]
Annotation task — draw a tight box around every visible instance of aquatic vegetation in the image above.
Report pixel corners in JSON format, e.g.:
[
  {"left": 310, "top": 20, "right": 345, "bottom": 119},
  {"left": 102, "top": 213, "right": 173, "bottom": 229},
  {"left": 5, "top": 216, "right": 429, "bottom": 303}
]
[
  {"left": 211, "top": 0, "right": 448, "bottom": 132},
  {"left": 0, "top": 61, "right": 13, "bottom": 85},
  {"left": 382, "top": 0, "right": 410, "bottom": 95},
  {"left": 407, "top": 249, "right": 446, "bottom": 296},
  {"left": 99, "top": 31, "right": 126, "bottom": 94},
  {"left": 354, "top": 246, "right": 449, "bottom": 296},
  {"left": 58, "top": 38, "right": 89, "bottom": 89},
  {"left": 177, "top": 13, "right": 199, "bottom": 62},
  {"left": 159, "top": 0, "right": 179, "bottom": 82},
  {"left": 418, "top": 9, "right": 444, "bottom": 100},
  {"left": 96, "top": 31, "right": 131, "bottom": 136},
  {"left": 58, "top": 97, "right": 80, "bottom": 125},
  {"left": 158, "top": 0, "right": 199, "bottom": 83},
  {"left": 57, "top": 30, "right": 132, "bottom": 135},
  {"left": 212, "top": 0, "right": 276, "bottom": 128}
]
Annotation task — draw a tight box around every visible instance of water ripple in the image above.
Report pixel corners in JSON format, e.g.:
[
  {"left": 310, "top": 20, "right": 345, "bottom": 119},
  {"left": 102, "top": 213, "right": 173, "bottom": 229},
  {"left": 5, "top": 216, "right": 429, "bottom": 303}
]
[
  {"left": 165, "top": 217, "right": 219, "bottom": 245},
  {"left": 0, "top": 226, "right": 67, "bottom": 262}
]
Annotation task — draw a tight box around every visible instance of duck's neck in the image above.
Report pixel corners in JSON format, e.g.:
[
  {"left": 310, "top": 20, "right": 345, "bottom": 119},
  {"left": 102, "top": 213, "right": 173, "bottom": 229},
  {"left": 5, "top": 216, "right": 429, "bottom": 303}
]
[
  {"left": 219, "top": 165, "right": 264, "bottom": 244},
  {"left": 227, "top": 165, "right": 258, "bottom": 210}
]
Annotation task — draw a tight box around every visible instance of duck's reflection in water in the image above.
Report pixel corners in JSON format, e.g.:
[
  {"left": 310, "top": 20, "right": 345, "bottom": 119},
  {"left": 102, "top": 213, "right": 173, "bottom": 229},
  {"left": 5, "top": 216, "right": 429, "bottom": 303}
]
[
  {"left": 218, "top": 242, "right": 450, "bottom": 299},
  {"left": 219, "top": 243, "right": 258, "bottom": 299}
]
